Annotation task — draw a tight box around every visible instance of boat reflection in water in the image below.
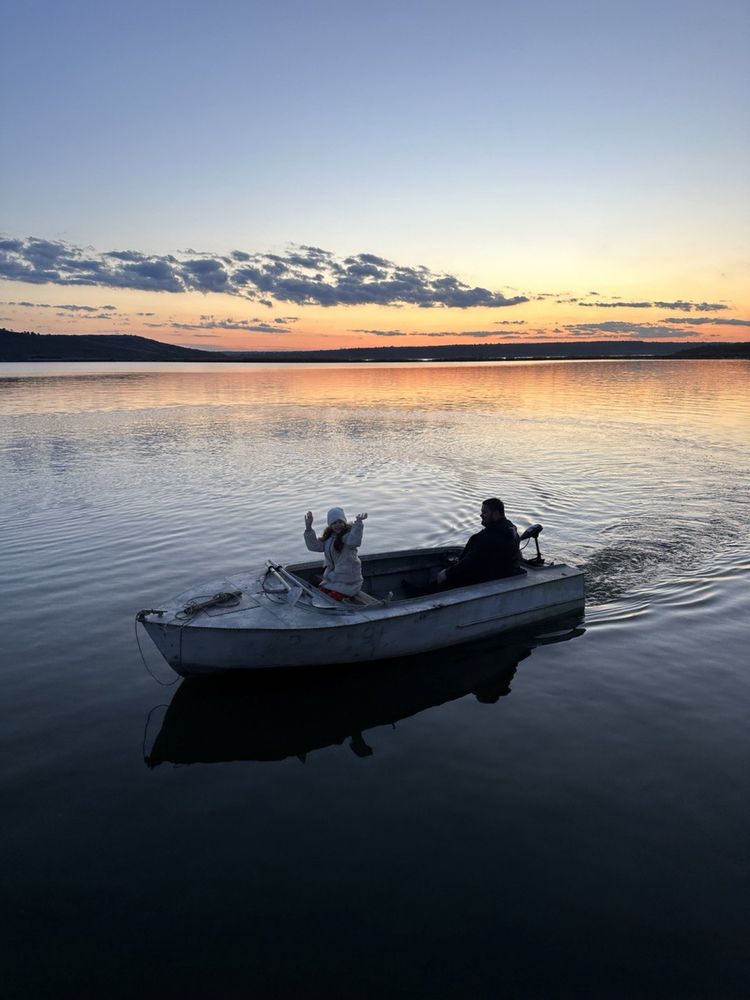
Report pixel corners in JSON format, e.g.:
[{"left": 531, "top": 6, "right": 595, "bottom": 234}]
[{"left": 145, "top": 620, "right": 584, "bottom": 767}]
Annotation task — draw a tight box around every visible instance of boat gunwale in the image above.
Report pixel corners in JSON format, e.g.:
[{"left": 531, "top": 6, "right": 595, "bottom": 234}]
[
  {"left": 146, "top": 554, "right": 584, "bottom": 631},
  {"left": 285, "top": 545, "right": 583, "bottom": 613}
]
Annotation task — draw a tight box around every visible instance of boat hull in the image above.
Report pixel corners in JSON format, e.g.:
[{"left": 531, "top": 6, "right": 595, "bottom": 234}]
[{"left": 140, "top": 553, "right": 584, "bottom": 676}]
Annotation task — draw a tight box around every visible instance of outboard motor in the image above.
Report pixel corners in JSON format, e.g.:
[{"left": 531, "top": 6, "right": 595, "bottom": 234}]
[{"left": 519, "top": 523, "right": 544, "bottom": 566}]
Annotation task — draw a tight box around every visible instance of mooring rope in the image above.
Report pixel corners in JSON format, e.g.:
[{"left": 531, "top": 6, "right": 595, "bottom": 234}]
[
  {"left": 134, "top": 615, "right": 180, "bottom": 686},
  {"left": 175, "top": 590, "right": 242, "bottom": 620}
]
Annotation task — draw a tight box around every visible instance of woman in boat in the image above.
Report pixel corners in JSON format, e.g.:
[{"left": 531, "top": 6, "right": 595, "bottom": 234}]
[{"left": 303, "top": 507, "right": 368, "bottom": 601}]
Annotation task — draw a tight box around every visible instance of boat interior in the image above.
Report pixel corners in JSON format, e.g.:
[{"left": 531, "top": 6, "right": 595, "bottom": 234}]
[{"left": 289, "top": 546, "right": 464, "bottom": 604}]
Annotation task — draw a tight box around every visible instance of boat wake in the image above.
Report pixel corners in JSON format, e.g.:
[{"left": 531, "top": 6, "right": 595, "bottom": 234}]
[
  {"left": 579, "top": 511, "right": 744, "bottom": 608},
  {"left": 581, "top": 539, "right": 674, "bottom": 604}
]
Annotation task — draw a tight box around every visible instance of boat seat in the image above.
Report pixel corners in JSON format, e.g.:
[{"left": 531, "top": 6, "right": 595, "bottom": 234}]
[{"left": 349, "top": 590, "right": 380, "bottom": 606}]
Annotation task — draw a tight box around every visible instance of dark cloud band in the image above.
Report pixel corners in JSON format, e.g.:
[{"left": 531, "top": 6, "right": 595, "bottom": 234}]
[
  {"left": 0, "top": 236, "right": 527, "bottom": 310},
  {"left": 564, "top": 321, "right": 701, "bottom": 339},
  {"left": 578, "top": 299, "right": 727, "bottom": 312}
]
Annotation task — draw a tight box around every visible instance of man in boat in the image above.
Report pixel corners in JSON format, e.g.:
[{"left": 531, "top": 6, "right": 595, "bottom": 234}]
[
  {"left": 438, "top": 497, "right": 523, "bottom": 588},
  {"left": 406, "top": 498, "right": 522, "bottom": 596}
]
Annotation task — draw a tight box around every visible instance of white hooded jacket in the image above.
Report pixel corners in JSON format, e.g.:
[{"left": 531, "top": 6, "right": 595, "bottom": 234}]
[{"left": 303, "top": 519, "right": 364, "bottom": 596}]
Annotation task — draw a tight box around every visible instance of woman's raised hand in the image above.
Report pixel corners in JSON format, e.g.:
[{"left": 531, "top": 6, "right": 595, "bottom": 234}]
[
  {"left": 304, "top": 511, "right": 314, "bottom": 529},
  {"left": 354, "top": 512, "right": 368, "bottom": 522}
]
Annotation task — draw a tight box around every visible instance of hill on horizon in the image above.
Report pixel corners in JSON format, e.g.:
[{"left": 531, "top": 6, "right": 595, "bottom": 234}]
[
  {"left": 0, "top": 328, "right": 230, "bottom": 362},
  {"left": 1, "top": 327, "right": 747, "bottom": 363}
]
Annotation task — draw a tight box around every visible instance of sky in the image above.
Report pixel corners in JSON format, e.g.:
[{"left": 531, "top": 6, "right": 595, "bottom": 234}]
[{"left": 1, "top": 0, "right": 748, "bottom": 351}]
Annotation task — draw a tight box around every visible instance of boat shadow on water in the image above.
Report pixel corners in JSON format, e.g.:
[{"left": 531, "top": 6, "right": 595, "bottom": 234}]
[{"left": 144, "top": 619, "right": 585, "bottom": 768}]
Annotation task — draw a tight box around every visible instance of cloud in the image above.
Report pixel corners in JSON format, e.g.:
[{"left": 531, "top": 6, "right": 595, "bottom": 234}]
[
  {"left": 2, "top": 300, "right": 117, "bottom": 311},
  {"left": 180, "top": 258, "right": 230, "bottom": 293},
  {"left": 654, "top": 300, "right": 727, "bottom": 312},
  {"left": 0, "top": 236, "right": 528, "bottom": 310},
  {"left": 578, "top": 299, "right": 728, "bottom": 311},
  {"left": 579, "top": 300, "right": 652, "bottom": 309},
  {"left": 564, "top": 321, "right": 700, "bottom": 338},
  {"left": 171, "top": 316, "right": 292, "bottom": 334},
  {"left": 661, "top": 316, "right": 750, "bottom": 327},
  {"left": 55, "top": 311, "right": 116, "bottom": 320},
  {"left": 536, "top": 292, "right": 729, "bottom": 313}
]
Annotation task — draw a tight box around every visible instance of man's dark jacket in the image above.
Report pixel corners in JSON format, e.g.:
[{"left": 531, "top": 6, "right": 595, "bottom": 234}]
[{"left": 445, "top": 518, "right": 522, "bottom": 588}]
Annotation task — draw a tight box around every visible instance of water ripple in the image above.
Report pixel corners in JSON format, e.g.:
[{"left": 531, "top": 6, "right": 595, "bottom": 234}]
[{"left": 2, "top": 361, "right": 749, "bottom": 630}]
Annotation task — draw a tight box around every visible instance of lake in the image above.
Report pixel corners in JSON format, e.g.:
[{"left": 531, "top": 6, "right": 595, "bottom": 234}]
[{"left": 1, "top": 360, "right": 748, "bottom": 999}]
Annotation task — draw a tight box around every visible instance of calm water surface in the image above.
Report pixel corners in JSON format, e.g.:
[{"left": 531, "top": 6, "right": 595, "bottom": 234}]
[{"left": 1, "top": 361, "right": 748, "bottom": 998}]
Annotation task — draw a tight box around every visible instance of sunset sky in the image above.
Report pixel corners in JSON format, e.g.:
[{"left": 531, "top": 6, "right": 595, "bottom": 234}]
[{"left": 1, "top": 0, "right": 748, "bottom": 351}]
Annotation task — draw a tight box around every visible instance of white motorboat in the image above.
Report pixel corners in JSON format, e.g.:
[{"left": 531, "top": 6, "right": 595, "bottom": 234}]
[{"left": 137, "top": 529, "right": 585, "bottom": 676}]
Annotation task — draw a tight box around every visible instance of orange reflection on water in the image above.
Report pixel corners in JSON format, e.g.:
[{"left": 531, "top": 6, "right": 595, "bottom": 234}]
[{"left": 1, "top": 360, "right": 748, "bottom": 443}]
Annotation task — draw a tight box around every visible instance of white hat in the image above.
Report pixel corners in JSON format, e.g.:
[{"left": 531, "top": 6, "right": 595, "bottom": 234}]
[{"left": 327, "top": 506, "right": 346, "bottom": 525}]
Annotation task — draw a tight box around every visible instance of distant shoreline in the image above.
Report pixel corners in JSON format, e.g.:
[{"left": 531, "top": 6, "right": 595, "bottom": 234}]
[
  {"left": 4, "top": 354, "right": 749, "bottom": 365},
  {"left": 1, "top": 328, "right": 748, "bottom": 363}
]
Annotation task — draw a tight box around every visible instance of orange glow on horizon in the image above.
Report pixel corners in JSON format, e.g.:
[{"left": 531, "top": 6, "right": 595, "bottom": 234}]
[{"left": 2, "top": 278, "right": 747, "bottom": 351}]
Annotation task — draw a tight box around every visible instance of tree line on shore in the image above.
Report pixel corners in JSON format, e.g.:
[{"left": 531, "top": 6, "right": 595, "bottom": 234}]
[{"left": 1, "top": 327, "right": 747, "bottom": 363}]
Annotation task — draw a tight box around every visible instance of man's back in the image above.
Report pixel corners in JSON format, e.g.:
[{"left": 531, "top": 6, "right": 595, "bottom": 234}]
[{"left": 446, "top": 517, "right": 521, "bottom": 587}]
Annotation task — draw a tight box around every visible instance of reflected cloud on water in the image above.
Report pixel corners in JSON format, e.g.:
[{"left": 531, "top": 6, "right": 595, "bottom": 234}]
[{"left": 145, "top": 623, "right": 585, "bottom": 768}]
